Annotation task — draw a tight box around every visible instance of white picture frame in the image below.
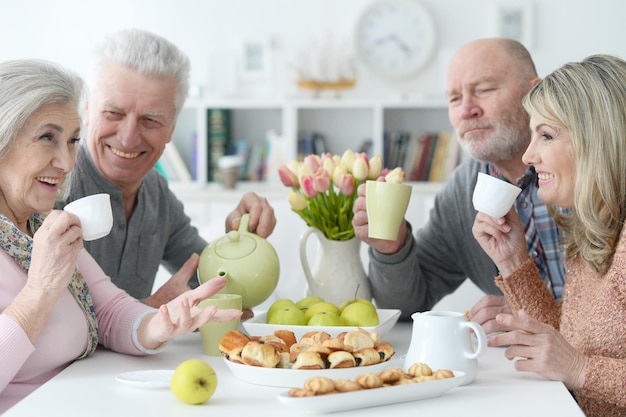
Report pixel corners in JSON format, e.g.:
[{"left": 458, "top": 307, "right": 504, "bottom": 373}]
[
  {"left": 496, "top": 2, "right": 533, "bottom": 48},
  {"left": 240, "top": 39, "right": 269, "bottom": 80}
]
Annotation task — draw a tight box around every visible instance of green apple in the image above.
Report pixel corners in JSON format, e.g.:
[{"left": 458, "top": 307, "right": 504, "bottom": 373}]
[
  {"left": 340, "top": 300, "right": 379, "bottom": 327},
  {"left": 304, "top": 301, "right": 341, "bottom": 320},
  {"left": 267, "top": 305, "right": 308, "bottom": 325},
  {"left": 266, "top": 298, "right": 297, "bottom": 322},
  {"left": 295, "top": 296, "right": 325, "bottom": 313},
  {"left": 170, "top": 359, "right": 217, "bottom": 405},
  {"left": 339, "top": 297, "right": 376, "bottom": 313},
  {"left": 307, "top": 311, "right": 345, "bottom": 326}
]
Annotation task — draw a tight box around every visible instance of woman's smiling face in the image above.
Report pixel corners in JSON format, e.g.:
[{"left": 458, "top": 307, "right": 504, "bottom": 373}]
[
  {"left": 522, "top": 116, "right": 576, "bottom": 208},
  {"left": 0, "top": 102, "right": 80, "bottom": 225}
]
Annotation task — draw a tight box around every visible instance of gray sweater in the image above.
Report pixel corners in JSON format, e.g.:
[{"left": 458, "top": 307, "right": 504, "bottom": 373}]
[
  {"left": 56, "top": 145, "right": 207, "bottom": 300},
  {"left": 368, "top": 158, "right": 504, "bottom": 320}
]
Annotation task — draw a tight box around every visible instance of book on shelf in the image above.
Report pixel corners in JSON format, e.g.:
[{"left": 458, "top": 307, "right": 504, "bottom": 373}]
[
  {"left": 156, "top": 142, "right": 192, "bottom": 182},
  {"left": 207, "top": 108, "right": 231, "bottom": 181},
  {"left": 382, "top": 130, "right": 458, "bottom": 182},
  {"left": 297, "top": 130, "right": 327, "bottom": 160}
]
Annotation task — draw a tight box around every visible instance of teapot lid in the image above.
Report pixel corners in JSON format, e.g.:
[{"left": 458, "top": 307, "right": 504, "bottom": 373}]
[{"left": 214, "top": 230, "right": 257, "bottom": 259}]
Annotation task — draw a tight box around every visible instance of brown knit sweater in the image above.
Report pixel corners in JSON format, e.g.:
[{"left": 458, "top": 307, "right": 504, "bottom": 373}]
[{"left": 495, "top": 231, "right": 626, "bottom": 417}]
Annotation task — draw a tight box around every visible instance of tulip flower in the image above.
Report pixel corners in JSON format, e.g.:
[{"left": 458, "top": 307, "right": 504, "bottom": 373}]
[
  {"left": 385, "top": 167, "right": 405, "bottom": 184},
  {"left": 278, "top": 151, "right": 405, "bottom": 241},
  {"left": 340, "top": 149, "right": 355, "bottom": 171},
  {"left": 338, "top": 173, "right": 355, "bottom": 196},
  {"left": 368, "top": 155, "right": 383, "bottom": 180},
  {"left": 278, "top": 165, "right": 298, "bottom": 187},
  {"left": 288, "top": 192, "right": 308, "bottom": 210},
  {"left": 313, "top": 169, "right": 331, "bottom": 193},
  {"left": 352, "top": 155, "right": 369, "bottom": 181},
  {"left": 300, "top": 175, "right": 317, "bottom": 198}
]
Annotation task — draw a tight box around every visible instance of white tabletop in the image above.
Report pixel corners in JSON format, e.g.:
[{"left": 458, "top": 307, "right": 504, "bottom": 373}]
[{"left": 4, "top": 322, "right": 584, "bottom": 417}]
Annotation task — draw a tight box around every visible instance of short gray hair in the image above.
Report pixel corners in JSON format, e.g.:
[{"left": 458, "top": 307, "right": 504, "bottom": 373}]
[
  {"left": 0, "top": 59, "right": 83, "bottom": 200},
  {"left": 89, "top": 29, "right": 191, "bottom": 115}
]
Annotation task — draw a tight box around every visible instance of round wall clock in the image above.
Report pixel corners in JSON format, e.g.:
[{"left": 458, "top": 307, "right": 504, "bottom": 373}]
[{"left": 354, "top": 0, "right": 437, "bottom": 80}]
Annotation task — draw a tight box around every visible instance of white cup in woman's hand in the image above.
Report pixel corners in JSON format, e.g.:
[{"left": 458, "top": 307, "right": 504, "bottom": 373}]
[
  {"left": 472, "top": 172, "right": 522, "bottom": 218},
  {"left": 64, "top": 193, "right": 113, "bottom": 241}
]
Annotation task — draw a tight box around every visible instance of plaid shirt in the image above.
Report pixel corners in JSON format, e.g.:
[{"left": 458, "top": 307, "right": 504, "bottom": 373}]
[{"left": 488, "top": 165, "right": 565, "bottom": 299}]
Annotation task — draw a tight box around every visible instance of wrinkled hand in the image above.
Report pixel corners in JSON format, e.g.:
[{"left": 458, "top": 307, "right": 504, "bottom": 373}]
[
  {"left": 469, "top": 295, "right": 513, "bottom": 334},
  {"left": 488, "top": 310, "right": 588, "bottom": 390},
  {"left": 145, "top": 254, "right": 200, "bottom": 308},
  {"left": 139, "top": 276, "right": 243, "bottom": 349},
  {"left": 471, "top": 208, "right": 528, "bottom": 276},
  {"left": 29, "top": 210, "right": 84, "bottom": 293},
  {"left": 352, "top": 182, "right": 408, "bottom": 254},
  {"left": 226, "top": 192, "right": 276, "bottom": 238}
]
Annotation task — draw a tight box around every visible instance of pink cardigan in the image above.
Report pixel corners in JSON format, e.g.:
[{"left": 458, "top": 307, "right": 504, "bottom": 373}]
[
  {"left": 495, "top": 229, "right": 626, "bottom": 417},
  {"left": 0, "top": 249, "right": 154, "bottom": 413}
]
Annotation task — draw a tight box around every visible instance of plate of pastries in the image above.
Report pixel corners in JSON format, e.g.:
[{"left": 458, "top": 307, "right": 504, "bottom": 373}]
[
  {"left": 219, "top": 328, "right": 398, "bottom": 387},
  {"left": 277, "top": 362, "right": 465, "bottom": 413}
]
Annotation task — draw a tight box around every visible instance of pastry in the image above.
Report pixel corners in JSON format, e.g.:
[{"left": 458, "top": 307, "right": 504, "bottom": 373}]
[
  {"left": 378, "top": 367, "right": 404, "bottom": 384},
  {"left": 355, "top": 372, "right": 384, "bottom": 389},
  {"left": 241, "top": 341, "right": 281, "bottom": 368},
  {"left": 291, "top": 351, "right": 325, "bottom": 370},
  {"left": 327, "top": 350, "right": 356, "bottom": 369},
  {"left": 408, "top": 362, "right": 432, "bottom": 377},
  {"left": 288, "top": 388, "right": 314, "bottom": 397},
  {"left": 353, "top": 347, "right": 381, "bottom": 366},
  {"left": 219, "top": 330, "right": 250, "bottom": 363},
  {"left": 343, "top": 330, "right": 375, "bottom": 351},
  {"left": 433, "top": 369, "right": 455, "bottom": 379},
  {"left": 374, "top": 342, "right": 394, "bottom": 361},
  {"left": 304, "top": 376, "right": 335, "bottom": 395},
  {"left": 273, "top": 329, "right": 297, "bottom": 347},
  {"left": 333, "top": 379, "right": 362, "bottom": 392},
  {"left": 300, "top": 331, "right": 332, "bottom": 345}
]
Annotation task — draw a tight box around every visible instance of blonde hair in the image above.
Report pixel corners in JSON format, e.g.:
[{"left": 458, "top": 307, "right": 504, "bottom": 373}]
[{"left": 523, "top": 54, "right": 626, "bottom": 274}]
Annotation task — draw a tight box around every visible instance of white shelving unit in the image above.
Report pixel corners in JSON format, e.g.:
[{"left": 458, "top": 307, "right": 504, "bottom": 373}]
[{"left": 171, "top": 97, "right": 450, "bottom": 185}]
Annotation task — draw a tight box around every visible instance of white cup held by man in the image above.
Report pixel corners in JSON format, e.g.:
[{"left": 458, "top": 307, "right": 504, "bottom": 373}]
[
  {"left": 366, "top": 180, "right": 412, "bottom": 240},
  {"left": 472, "top": 172, "right": 522, "bottom": 218},
  {"left": 63, "top": 193, "right": 113, "bottom": 241},
  {"left": 404, "top": 310, "right": 487, "bottom": 385}
]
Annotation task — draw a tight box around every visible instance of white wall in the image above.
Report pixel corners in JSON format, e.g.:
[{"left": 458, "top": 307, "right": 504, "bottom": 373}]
[{"left": 2, "top": 0, "right": 624, "bottom": 101}]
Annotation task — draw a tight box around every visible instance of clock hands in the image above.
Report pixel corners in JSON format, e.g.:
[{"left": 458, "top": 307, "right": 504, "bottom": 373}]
[{"left": 372, "top": 33, "right": 411, "bottom": 56}]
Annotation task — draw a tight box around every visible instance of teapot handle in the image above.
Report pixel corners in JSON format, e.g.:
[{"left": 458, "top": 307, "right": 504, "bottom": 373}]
[
  {"left": 299, "top": 227, "right": 322, "bottom": 288},
  {"left": 461, "top": 321, "right": 487, "bottom": 359}
]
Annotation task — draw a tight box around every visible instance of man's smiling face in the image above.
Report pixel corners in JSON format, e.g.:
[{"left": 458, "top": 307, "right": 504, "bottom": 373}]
[{"left": 85, "top": 63, "right": 177, "bottom": 193}]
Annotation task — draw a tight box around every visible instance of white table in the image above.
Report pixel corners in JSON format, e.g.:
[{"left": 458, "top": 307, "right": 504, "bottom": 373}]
[{"left": 4, "top": 322, "right": 584, "bottom": 417}]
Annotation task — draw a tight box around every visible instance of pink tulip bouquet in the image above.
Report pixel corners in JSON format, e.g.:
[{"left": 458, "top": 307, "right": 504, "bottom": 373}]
[{"left": 278, "top": 150, "right": 405, "bottom": 241}]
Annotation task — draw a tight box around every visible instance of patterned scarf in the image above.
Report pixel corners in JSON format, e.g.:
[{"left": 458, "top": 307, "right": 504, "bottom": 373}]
[{"left": 0, "top": 212, "right": 98, "bottom": 358}]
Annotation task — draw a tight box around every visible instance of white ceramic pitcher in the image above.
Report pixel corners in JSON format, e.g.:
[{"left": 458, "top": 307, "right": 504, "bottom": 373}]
[
  {"left": 299, "top": 227, "right": 371, "bottom": 306},
  {"left": 404, "top": 310, "right": 487, "bottom": 385}
]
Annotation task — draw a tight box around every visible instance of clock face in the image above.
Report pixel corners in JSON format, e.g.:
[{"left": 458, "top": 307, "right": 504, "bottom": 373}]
[{"left": 354, "top": 0, "right": 436, "bottom": 80}]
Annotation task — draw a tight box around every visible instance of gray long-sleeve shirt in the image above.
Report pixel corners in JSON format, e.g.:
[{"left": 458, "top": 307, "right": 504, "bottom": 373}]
[
  {"left": 56, "top": 145, "right": 207, "bottom": 300},
  {"left": 368, "top": 158, "right": 563, "bottom": 320}
]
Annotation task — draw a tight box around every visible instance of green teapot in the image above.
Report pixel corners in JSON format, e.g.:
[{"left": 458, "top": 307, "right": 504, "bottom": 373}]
[{"left": 197, "top": 214, "right": 280, "bottom": 309}]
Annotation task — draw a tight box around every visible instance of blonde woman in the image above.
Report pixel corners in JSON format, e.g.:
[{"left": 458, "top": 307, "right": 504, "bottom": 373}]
[{"left": 472, "top": 54, "right": 626, "bottom": 416}]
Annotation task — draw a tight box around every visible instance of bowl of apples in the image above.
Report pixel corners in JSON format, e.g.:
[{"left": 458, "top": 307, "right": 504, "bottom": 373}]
[{"left": 242, "top": 296, "right": 401, "bottom": 340}]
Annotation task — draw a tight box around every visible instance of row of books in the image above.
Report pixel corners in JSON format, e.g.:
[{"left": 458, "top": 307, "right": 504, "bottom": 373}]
[{"left": 384, "top": 130, "right": 460, "bottom": 182}]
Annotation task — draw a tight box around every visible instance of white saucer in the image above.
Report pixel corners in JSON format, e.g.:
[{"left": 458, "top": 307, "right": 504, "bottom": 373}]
[{"left": 115, "top": 370, "right": 174, "bottom": 389}]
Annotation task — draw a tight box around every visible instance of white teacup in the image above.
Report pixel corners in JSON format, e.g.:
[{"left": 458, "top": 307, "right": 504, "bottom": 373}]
[
  {"left": 64, "top": 193, "right": 113, "bottom": 241},
  {"left": 366, "top": 180, "right": 412, "bottom": 240},
  {"left": 472, "top": 172, "right": 522, "bottom": 218},
  {"left": 404, "top": 310, "right": 487, "bottom": 385}
]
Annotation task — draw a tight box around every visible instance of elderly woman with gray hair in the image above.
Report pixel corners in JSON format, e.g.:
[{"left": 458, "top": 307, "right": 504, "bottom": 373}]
[{"left": 0, "top": 59, "right": 240, "bottom": 413}]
